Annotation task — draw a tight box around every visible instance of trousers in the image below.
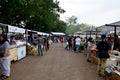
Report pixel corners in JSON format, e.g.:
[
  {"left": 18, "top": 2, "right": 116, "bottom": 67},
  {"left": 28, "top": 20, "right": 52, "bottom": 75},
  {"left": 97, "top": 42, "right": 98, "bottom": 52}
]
[
  {"left": 38, "top": 45, "right": 43, "bottom": 56},
  {"left": 0, "top": 58, "right": 10, "bottom": 76},
  {"left": 97, "top": 58, "right": 107, "bottom": 75}
]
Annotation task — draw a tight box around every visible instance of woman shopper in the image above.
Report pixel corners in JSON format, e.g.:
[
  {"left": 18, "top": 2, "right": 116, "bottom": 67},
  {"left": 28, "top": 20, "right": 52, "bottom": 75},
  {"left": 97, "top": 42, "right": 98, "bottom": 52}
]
[
  {"left": 90, "top": 40, "right": 97, "bottom": 56},
  {"left": 86, "top": 37, "right": 93, "bottom": 62},
  {"left": 0, "top": 34, "right": 10, "bottom": 79}
]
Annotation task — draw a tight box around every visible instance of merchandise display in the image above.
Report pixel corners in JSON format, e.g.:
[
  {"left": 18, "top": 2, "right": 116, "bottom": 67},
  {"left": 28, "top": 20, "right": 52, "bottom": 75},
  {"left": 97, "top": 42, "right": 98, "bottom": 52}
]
[
  {"left": 105, "top": 64, "right": 120, "bottom": 80},
  {"left": 105, "top": 50, "right": 120, "bottom": 80},
  {"left": 0, "top": 24, "right": 27, "bottom": 64},
  {"left": 90, "top": 49, "right": 120, "bottom": 79},
  {"left": 27, "top": 44, "right": 38, "bottom": 56}
]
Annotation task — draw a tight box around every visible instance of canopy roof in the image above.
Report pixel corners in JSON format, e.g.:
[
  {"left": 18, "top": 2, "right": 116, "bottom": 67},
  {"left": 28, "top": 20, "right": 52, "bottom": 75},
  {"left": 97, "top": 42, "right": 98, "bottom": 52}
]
[
  {"left": 98, "top": 21, "right": 120, "bottom": 32},
  {"left": 51, "top": 32, "right": 66, "bottom": 36}
]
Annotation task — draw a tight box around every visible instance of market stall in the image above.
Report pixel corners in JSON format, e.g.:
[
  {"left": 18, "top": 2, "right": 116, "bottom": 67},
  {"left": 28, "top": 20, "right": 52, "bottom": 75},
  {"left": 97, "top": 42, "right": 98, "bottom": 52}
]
[
  {"left": 104, "top": 50, "right": 120, "bottom": 80},
  {"left": 8, "top": 25, "right": 26, "bottom": 60},
  {"left": 0, "top": 23, "right": 26, "bottom": 64},
  {"left": 50, "top": 32, "right": 66, "bottom": 43},
  {"left": 26, "top": 29, "right": 38, "bottom": 56}
]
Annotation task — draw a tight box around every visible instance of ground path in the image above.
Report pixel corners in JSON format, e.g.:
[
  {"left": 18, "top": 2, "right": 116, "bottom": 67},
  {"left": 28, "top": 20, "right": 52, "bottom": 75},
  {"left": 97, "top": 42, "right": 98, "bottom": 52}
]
[{"left": 6, "top": 43, "right": 101, "bottom": 80}]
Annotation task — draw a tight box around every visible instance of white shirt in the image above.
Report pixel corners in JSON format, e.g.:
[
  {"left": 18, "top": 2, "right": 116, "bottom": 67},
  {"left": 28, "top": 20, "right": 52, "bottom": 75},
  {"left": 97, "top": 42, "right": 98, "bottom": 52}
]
[{"left": 75, "top": 37, "right": 81, "bottom": 45}]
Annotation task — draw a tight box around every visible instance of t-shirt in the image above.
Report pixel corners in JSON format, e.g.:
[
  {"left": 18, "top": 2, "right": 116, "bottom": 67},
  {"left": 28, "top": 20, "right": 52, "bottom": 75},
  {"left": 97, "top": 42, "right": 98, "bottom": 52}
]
[
  {"left": 75, "top": 37, "right": 81, "bottom": 45},
  {"left": 0, "top": 41, "right": 10, "bottom": 58},
  {"left": 38, "top": 37, "right": 43, "bottom": 45},
  {"left": 97, "top": 41, "right": 110, "bottom": 58}
]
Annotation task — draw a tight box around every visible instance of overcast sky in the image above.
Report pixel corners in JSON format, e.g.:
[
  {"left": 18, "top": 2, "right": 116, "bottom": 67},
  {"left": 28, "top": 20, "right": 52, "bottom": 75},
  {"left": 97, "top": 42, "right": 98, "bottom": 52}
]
[{"left": 59, "top": 0, "right": 120, "bottom": 26}]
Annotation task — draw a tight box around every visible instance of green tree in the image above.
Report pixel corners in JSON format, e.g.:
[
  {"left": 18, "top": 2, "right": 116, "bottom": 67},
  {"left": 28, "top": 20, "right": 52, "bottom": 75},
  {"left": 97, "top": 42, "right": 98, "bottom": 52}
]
[
  {"left": 0, "top": 0, "right": 66, "bottom": 32},
  {"left": 66, "top": 16, "right": 78, "bottom": 25},
  {"left": 65, "top": 16, "right": 79, "bottom": 34},
  {"left": 65, "top": 16, "right": 95, "bottom": 35},
  {"left": 53, "top": 20, "right": 67, "bottom": 32}
]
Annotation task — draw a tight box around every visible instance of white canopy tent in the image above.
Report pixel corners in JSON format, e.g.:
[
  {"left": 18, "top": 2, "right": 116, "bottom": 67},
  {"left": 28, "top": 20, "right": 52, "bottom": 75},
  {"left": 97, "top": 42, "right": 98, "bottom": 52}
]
[{"left": 51, "top": 32, "right": 66, "bottom": 36}]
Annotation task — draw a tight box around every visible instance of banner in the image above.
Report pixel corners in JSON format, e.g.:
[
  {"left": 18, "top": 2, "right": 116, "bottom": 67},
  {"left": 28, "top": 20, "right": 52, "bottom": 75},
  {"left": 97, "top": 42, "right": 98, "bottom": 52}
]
[{"left": 8, "top": 25, "right": 25, "bottom": 33}]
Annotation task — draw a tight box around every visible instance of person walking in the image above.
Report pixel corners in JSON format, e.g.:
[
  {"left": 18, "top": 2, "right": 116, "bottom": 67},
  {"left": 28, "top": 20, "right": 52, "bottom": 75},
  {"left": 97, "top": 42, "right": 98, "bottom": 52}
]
[
  {"left": 68, "top": 36, "right": 72, "bottom": 50},
  {"left": 97, "top": 34, "right": 110, "bottom": 78},
  {"left": 43, "top": 37, "right": 48, "bottom": 51},
  {"left": 86, "top": 37, "right": 93, "bottom": 62},
  {"left": 46, "top": 37, "right": 49, "bottom": 51},
  {"left": 0, "top": 34, "right": 10, "bottom": 79},
  {"left": 65, "top": 36, "right": 69, "bottom": 50},
  {"left": 75, "top": 36, "right": 81, "bottom": 53},
  {"left": 38, "top": 35, "right": 43, "bottom": 56}
]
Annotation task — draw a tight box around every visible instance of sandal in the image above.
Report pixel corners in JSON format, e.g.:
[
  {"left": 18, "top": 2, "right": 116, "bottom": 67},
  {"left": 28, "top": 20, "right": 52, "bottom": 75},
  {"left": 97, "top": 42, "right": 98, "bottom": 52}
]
[{"left": 1, "top": 75, "right": 9, "bottom": 80}]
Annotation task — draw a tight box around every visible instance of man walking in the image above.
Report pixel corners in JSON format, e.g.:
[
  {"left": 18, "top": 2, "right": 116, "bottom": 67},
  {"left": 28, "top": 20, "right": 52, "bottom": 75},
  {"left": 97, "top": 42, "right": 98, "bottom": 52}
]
[
  {"left": 97, "top": 34, "right": 110, "bottom": 78},
  {"left": 75, "top": 36, "right": 81, "bottom": 53},
  {"left": 38, "top": 35, "right": 43, "bottom": 56}
]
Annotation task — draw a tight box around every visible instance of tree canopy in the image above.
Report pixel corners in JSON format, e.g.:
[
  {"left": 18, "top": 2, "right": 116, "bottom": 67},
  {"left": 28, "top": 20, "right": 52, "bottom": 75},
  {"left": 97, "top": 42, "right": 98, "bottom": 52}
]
[
  {"left": 65, "top": 16, "right": 96, "bottom": 35},
  {"left": 0, "top": 0, "right": 66, "bottom": 32}
]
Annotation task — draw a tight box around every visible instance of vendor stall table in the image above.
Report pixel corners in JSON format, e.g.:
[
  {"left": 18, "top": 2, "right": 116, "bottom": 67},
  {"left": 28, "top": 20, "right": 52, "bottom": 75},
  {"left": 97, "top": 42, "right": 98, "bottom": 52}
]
[{"left": 9, "top": 48, "right": 17, "bottom": 65}]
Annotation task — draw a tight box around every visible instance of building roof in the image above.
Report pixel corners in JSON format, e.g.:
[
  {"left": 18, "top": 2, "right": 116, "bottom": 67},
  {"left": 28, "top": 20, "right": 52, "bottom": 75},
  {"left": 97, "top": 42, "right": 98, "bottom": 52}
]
[{"left": 98, "top": 21, "right": 120, "bottom": 34}]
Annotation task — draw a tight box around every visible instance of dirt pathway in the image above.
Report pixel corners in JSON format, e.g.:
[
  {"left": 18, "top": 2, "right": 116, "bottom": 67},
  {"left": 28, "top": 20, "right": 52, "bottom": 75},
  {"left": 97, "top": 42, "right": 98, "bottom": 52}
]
[{"left": 6, "top": 43, "right": 100, "bottom": 80}]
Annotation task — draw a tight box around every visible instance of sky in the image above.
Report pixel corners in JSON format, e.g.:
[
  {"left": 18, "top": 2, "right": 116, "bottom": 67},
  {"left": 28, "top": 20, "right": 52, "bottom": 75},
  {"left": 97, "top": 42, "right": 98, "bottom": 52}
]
[{"left": 59, "top": 0, "right": 120, "bottom": 26}]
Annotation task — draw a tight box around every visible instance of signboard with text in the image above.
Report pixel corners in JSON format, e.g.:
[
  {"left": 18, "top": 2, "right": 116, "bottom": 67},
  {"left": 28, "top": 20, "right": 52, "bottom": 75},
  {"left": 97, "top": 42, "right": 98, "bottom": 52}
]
[{"left": 8, "top": 25, "right": 25, "bottom": 33}]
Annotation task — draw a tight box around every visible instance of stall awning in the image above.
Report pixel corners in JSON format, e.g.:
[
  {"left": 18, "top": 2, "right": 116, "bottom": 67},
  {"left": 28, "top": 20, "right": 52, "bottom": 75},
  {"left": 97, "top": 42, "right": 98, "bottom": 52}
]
[
  {"left": 37, "top": 32, "right": 43, "bottom": 35},
  {"left": 98, "top": 21, "right": 120, "bottom": 33},
  {"left": 51, "top": 32, "right": 66, "bottom": 36}
]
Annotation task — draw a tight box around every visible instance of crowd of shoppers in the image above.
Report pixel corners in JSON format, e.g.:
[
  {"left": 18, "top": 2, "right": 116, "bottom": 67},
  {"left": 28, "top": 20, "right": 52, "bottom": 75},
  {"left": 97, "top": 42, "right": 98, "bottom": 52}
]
[
  {"left": 65, "top": 36, "right": 85, "bottom": 53},
  {"left": 65, "top": 34, "right": 117, "bottom": 78},
  {"left": 85, "top": 34, "right": 115, "bottom": 78},
  {"left": 27, "top": 35, "right": 50, "bottom": 56}
]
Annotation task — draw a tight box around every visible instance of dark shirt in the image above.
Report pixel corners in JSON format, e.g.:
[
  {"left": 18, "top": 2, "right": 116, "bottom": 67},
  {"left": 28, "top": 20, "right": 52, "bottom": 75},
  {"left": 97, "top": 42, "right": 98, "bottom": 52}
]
[{"left": 97, "top": 40, "right": 110, "bottom": 58}]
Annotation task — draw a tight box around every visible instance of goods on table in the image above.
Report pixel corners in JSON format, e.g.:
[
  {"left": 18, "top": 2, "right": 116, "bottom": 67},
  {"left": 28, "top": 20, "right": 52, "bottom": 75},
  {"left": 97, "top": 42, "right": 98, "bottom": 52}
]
[
  {"left": 108, "top": 50, "right": 113, "bottom": 55},
  {"left": 27, "top": 44, "right": 38, "bottom": 56},
  {"left": 105, "top": 65, "right": 120, "bottom": 80}
]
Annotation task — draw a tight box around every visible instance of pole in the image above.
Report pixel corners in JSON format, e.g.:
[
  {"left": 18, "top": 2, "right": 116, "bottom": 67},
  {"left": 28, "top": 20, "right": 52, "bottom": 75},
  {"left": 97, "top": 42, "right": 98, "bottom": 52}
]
[
  {"left": 114, "top": 26, "right": 116, "bottom": 37},
  {"left": 90, "top": 31, "right": 91, "bottom": 37},
  {"left": 114, "top": 26, "right": 116, "bottom": 49},
  {"left": 96, "top": 28, "right": 98, "bottom": 40}
]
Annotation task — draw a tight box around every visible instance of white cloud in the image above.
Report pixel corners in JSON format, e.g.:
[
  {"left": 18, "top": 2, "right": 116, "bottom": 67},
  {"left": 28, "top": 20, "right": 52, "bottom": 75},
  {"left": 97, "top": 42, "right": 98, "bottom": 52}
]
[{"left": 59, "top": 0, "right": 120, "bottom": 26}]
